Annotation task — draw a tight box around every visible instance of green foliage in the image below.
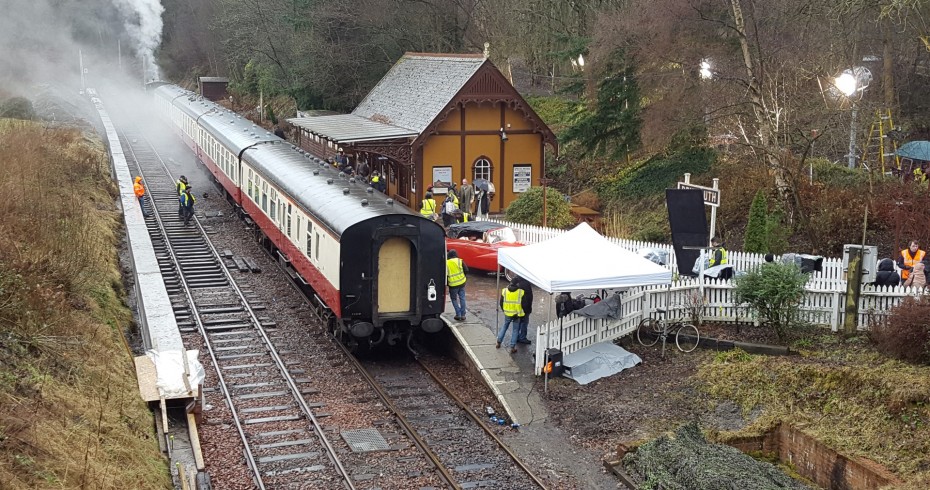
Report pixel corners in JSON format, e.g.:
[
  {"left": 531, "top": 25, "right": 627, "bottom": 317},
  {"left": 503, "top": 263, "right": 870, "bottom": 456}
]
[
  {"left": 0, "top": 97, "right": 36, "bottom": 120},
  {"left": 623, "top": 422, "right": 808, "bottom": 490},
  {"left": 527, "top": 96, "right": 579, "bottom": 133},
  {"left": 744, "top": 190, "right": 769, "bottom": 253},
  {"left": 505, "top": 187, "right": 574, "bottom": 228},
  {"left": 265, "top": 105, "right": 278, "bottom": 125},
  {"left": 811, "top": 158, "right": 871, "bottom": 187},
  {"left": 733, "top": 262, "right": 809, "bottom": 340},
  {"left": 598, "top": 147, "right": 716, "bottom": 201},
  {"left": 560, "top": 49, "right": 642, "bottom": 160}
]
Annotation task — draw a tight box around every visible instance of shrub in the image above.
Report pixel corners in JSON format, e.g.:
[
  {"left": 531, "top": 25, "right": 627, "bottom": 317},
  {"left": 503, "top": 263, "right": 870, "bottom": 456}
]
[
  {"left": 732, "top": 262, "right": 809, "bottom": 340},
  {"left": 505, "top": 186, "right": 574, "bottom": 228},
  {"left": 869, "top": 296, "right": 930, "bottom": 364},
  {"left": 0, "top": 97, "right": 36, "bottom": 120},
  {"left": 597, "top": 147, "right": 716, "bottom": 201},
  {"left": 744, "top": 189, "right": 769, "bottom": 253}
]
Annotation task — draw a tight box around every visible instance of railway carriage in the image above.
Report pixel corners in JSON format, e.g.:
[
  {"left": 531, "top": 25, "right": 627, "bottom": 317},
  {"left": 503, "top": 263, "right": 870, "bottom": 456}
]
[{"left": 153, "top": 85, "right": 446, "bottom": 349}]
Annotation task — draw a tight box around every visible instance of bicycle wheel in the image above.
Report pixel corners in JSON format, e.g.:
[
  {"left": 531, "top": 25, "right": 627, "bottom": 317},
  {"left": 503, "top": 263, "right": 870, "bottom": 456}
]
[
  {"left": 636, "top": 318, "right": 661, "bottom": 347},
  {"left": 675, "top": 323, "right": 700, "bottom": 353}
]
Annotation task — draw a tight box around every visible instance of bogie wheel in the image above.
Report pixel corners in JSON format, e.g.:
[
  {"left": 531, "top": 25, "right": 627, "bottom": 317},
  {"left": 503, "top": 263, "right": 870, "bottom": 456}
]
[
  {"left": 675, "top": 323, "right": 700, "bottom": 353},
  {"left": 636, "top": 318, "right": 661, "bottom": 347}
]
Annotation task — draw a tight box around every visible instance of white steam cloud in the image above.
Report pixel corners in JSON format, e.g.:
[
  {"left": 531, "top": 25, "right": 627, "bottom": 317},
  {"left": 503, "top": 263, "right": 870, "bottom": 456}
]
[{"left": 112, "top": 0, "right": 165, "bottom": 81}]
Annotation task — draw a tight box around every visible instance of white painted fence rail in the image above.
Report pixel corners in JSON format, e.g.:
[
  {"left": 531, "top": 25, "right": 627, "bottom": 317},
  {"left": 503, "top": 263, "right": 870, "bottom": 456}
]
[
  {"left": 485, "top": 219, "right": 918, "bottom": 374},
  {"left": 531, "top": 278, "right": 923, "bottom": 375}
]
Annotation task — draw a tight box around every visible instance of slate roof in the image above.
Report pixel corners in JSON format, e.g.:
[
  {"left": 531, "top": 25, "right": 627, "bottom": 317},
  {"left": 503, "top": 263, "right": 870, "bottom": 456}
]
[
  {"left": 287, "top": 114, "right": 418, "bottom": 143},
  {"left": 352, "top": 53, "right": 486, "bottom": 133}
]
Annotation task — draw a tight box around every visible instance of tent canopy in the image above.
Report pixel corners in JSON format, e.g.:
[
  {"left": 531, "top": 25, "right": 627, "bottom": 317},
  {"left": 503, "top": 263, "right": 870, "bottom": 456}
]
[{"left": 497, "top": 223, "right": 672, "bottom": 293}]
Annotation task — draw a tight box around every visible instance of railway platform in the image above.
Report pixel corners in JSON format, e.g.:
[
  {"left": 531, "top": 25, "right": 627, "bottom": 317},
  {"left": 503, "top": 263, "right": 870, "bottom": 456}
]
[{"left": 441, "top": 308, "right": 550, "bottom": 427}]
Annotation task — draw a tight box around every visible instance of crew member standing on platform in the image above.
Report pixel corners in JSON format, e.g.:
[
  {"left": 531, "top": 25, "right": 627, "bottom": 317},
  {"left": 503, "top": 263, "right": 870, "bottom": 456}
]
[
  {"left": 460, "top": 178, "right": 475, "bottom": 215},
  {"left": 897, "top": 240, "right": 925, "bottom": 281},
  {"left": 514, "top": 276, "right": 533, "bottom": 345},
  {"left": 497, "top": 280, "right": 525, "bottom": 354},
  {"left": 180, "top": 186, "right": 196, "bottom": 226},
  {"left": 446, "top": 249, "right": 468, "bottom": 321},
  {"left": 133, "top": 176, "right": 151, "bottom": 217}
]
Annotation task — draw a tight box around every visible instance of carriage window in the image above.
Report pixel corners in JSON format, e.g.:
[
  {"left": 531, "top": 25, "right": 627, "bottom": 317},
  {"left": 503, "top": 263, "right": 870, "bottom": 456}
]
[
  {"left": 306, "top": 222, "right": 313, "bottom": 255},
  {"left": 287, "top": 204, "right": 292, "bottom": 236},
  {"left": 262, "top": 191, "right": 267, "bottom": 212},
  {"left": 473, "top": 157, "right": 492, "bottom": 182},
  {"left": 315, "top": 232, "right": 321, "bottom": 259}
]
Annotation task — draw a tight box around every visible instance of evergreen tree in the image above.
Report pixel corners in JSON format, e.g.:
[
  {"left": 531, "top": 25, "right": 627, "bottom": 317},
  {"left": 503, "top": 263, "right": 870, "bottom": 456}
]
[
  {"left": 560, "top": 49, "right": 642, "bottom": 160},
  {"left": 744, "top": 190, "right": 769, "bottom": 253}
]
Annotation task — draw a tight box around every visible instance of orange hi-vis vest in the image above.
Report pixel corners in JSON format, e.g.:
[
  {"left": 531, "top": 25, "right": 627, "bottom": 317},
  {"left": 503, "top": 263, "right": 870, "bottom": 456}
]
[
  {"left": 900, "top": 248, "right": 926, "bottom": 280},
  {"left": 133, "top": 182, "right": 145, "bottom": 198}
]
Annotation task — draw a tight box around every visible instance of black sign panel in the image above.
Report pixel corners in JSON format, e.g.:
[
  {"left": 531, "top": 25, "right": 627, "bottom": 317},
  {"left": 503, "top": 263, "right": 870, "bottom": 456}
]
[{"left": 666, "top": 189, "right": 709, "bottom": 276}]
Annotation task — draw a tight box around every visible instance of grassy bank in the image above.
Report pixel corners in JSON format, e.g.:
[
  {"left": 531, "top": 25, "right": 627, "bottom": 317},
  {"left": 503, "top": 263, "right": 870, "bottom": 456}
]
[
  {"left": 0, "top": 119, "right": 170, "bottom": 488},
  {"left": 700, "top": 344, "right": 930, "bottom": 489}
]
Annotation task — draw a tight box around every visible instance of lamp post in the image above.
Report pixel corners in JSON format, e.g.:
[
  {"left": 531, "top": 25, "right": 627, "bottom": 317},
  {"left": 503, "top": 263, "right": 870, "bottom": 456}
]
[
  {"left": 539, "top": 177, "right": 553, "bottom": 227},
  {"left": 833, "top": 67, "right": 872, "bottom": 169}
]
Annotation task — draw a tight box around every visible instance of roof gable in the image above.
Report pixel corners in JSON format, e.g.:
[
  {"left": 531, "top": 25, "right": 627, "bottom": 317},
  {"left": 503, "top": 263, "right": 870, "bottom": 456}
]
[{"left": 352, "top": 53, "right": 485, "bottom": 132}]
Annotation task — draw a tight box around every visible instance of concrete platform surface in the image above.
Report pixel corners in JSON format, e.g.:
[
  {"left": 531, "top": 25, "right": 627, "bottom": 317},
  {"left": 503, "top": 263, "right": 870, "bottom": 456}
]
[{"left": 442, "top": 311, "right": 549, "bottom": 426}]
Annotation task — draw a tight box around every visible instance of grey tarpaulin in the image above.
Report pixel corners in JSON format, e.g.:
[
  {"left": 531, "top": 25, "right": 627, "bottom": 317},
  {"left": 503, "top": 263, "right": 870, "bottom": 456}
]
[
  {"left": 562, "top": 341, "right": 642, "bottom": 385},
  {"left": 573, "top": 293, "right": 623, "bottom": 319}
]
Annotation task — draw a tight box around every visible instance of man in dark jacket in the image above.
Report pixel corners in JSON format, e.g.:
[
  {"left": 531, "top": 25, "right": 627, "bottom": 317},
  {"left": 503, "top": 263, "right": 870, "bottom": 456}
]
[
  {"left": 874, "top": 258, "right": 900, "bottom": 286},
  {"left": 514, "top": 276, "right": 533, "bottom": 344}
]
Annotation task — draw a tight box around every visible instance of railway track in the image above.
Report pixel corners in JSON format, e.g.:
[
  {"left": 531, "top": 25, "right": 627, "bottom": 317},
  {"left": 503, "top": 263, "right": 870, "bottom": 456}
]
[
  {"left": 119, "top": 129, "right": 355, "bottom": 489},
  {"left": 111, "top": 108, "right": 548, "bottom": 489}
]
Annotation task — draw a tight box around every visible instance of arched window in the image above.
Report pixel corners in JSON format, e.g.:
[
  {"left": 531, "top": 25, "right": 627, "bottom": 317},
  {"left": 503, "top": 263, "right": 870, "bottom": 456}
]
[{"left": 473, "top": 157, "right": 492, "bottom": 182}]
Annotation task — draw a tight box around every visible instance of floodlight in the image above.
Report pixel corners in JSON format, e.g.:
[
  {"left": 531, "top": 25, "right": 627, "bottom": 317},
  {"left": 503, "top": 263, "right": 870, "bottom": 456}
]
[{"left": 699, "top": 60, "right": 713, "bottom": 80}]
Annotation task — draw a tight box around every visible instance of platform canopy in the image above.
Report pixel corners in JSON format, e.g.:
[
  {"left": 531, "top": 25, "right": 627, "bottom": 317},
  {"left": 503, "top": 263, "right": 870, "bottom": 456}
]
[{"left": 497, "top": 222, "right": 672, "bottom": 293}]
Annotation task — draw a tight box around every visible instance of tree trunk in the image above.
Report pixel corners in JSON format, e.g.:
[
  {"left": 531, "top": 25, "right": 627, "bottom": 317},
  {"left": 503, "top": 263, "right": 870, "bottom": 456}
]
[
  {"left": 882, "top": 18, "right": 895, "bottom": 109},
  {"left": 728, "top": 0, "right": 794, "bottom": 221}
]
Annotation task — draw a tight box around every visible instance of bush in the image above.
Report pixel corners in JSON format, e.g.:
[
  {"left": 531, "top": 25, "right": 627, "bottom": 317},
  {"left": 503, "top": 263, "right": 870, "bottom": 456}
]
[
  {"left": 0, "top": 97, "right": 36, "bottom": 120},
  {"left": 870, "top": 296, "right": 930, "bottom": 364},
  {"left": 744, "top": 189, "right": 769, "bottom": 253},
  {"left": 598, "top": 147, "right": 716, "bottom": 201},
  {"left": 505, "top": 187, "right": 574, "bottom": 228},
  {"left": 733, "top": 262, "right": 809, "bottom": 340}
]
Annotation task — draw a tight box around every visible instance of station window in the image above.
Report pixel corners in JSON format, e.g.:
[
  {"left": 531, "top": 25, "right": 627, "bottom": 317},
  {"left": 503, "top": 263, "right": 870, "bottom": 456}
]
[{"left": 473, "top": 157, "right": 492, "bottom": 182}]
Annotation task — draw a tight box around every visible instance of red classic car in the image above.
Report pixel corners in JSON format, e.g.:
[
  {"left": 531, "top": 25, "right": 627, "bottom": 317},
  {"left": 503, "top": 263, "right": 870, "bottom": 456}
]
[{"left": 445, "top": 221, "right": 524, "bottom": 271}]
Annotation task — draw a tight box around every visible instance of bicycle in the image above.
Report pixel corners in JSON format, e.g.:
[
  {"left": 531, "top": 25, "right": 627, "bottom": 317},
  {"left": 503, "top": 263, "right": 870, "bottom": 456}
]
[{"left": 636, "top": 308, "right": 701, "bottom": 354}]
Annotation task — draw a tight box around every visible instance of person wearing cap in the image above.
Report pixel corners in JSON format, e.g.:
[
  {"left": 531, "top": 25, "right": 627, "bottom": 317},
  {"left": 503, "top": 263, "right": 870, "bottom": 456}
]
[
  {"left": 176, "top": 175, "right": 189, "bottom": 217},
  {"left": 709, "top": 237, "right": 728, "bottom": 267},
  {"left": 420, "top": 192, "right": 437, "bottom": 219},
  {"left": 180, "top": 185, "right": 196, "bottom": 226},
  {"left": 460, "top": 178, "right": 475, "bottom": 216},
  {"left": 446, "top": 249, "right": 468, "bottom": 321},
  {"left": 335, "top": 148, "right": 349, "bottom": 169},
  {"left": 133, "top": 176, "right": 151, "bottom": 217}
]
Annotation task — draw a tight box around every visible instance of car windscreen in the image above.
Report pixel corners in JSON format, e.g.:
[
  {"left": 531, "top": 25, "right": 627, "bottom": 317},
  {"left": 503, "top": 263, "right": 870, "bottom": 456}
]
[{"left": 486, "top": 227, "right": 517, "bottom": 244}]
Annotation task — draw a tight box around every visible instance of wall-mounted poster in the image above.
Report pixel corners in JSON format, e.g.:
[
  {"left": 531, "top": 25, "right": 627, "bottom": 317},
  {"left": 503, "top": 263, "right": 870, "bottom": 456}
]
[
  {"left": 432, "top": 166, "right": 452, "bottom": 194},
  {"left": 513, "top": 165, "right": 532, "bottom": 193}
]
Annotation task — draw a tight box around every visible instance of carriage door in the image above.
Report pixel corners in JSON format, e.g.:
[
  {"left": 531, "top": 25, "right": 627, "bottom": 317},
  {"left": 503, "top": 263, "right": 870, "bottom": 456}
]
[
  {"left": 377, "top": 237, "right": 412, "bottom": 313},
  {"left": 397, "top": 165, "right": 410, "bottom": 203}
]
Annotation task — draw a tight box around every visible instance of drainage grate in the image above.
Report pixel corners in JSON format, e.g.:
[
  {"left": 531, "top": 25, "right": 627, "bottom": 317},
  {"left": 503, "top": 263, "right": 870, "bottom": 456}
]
[{"left": 341, "top": 428, "right": 390, "bottom": 453}]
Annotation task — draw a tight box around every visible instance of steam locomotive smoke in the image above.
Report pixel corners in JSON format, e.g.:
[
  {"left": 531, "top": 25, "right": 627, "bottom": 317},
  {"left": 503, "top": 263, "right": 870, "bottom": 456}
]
[{"left": 112, "top": 0, "right": 165, "bottom": 81}]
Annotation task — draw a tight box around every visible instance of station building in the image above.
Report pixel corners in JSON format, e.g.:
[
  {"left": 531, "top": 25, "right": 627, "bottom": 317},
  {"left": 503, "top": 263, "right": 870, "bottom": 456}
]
[{"left": 288, "top": 53, "right": 558, "bottom": 214}]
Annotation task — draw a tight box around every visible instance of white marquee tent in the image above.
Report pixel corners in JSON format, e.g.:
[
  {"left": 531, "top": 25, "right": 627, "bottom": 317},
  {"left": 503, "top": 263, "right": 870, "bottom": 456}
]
[{"left": 497, "top": 222, "right": 672, "bottom": 293}]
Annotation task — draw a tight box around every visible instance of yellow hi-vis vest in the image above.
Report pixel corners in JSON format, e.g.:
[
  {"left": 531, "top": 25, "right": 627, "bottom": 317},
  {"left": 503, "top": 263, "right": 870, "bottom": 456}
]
[
  {"left": 709, "top": 247, "right": 728, "bottom": 267},
  {"left": 900, "top": 248, "right": 925, "bottom": 280},
  {"left": 446, "top": 258, "right": 466, "bottom": 287},
  {"left": 501, "top": 288, "right": 525, "bottom": 317},
  {"left": 421, "top": 199, "right": 436, "bottom": 216}
]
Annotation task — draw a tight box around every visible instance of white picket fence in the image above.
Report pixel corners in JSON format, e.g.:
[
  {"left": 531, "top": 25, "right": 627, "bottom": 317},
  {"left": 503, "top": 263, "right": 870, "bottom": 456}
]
[
  {"left": 531, "top": 278, "right": 923, "bottom": 374},
  {"left": 489, "top": 218, "right": 849, "bottom": 283},
  {"left": 483, "top": 219, "right": 918, "bottom": 374}
]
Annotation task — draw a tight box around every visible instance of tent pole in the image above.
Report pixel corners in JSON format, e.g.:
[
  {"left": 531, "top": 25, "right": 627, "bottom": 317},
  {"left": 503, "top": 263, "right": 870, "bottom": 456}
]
[{"left": 495, "top": 265, "right": 500, "bottom": 339}]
